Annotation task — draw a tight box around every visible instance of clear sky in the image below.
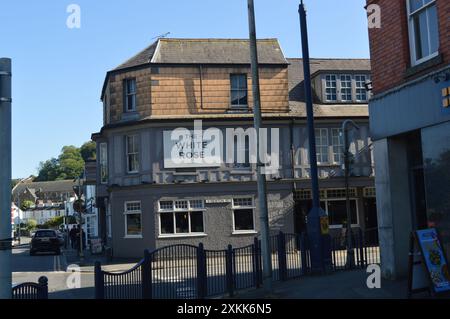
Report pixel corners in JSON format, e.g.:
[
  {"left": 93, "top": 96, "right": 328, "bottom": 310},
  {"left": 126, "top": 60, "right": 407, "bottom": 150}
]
[{"left": 0, "top": 0, "right": 370, "bottom": 179}]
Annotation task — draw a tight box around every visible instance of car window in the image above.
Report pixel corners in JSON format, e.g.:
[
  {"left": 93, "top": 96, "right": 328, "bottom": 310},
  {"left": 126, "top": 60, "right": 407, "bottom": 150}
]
[{"left": 35, "top": 231, "right": 56, "bottom": 238}]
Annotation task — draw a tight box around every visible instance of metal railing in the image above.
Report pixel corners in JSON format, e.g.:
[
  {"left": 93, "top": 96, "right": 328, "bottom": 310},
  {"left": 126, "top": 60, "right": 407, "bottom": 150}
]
[
  {"left": 95, "top": 230, "right": 379, "bottom": 299},
  {"left": 12, "top": 276, "right": 48, "bottom": 300}
]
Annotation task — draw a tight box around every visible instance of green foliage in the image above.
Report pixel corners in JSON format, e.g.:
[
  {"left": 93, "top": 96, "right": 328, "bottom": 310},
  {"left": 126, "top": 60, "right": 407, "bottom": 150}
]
[
  {"left": 43, "top": 216, "right": 64, "bottom": 229},
  {"left": 36, "top": 141, "right": 95, "bottom": 182},
  {"left": 80, "top": 141, "right": 96, "bottom": 161},
  {"left": 20, "top": 200, "right": 35, "bottom": 211},
  {"left": 25, "top": 219, "right": 37, "bottom": 231}
]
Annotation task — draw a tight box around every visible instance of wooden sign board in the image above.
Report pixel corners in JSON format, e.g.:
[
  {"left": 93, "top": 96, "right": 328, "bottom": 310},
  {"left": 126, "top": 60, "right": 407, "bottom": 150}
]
[{"left": 408, "top": 229, "right": 450, "bottom": 298}]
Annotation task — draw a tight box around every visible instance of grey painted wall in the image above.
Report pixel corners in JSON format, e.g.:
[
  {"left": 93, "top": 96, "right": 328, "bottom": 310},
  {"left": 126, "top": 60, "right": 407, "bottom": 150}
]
[{"left": 370, "top": 68, "right": 450, "bottom": 141}]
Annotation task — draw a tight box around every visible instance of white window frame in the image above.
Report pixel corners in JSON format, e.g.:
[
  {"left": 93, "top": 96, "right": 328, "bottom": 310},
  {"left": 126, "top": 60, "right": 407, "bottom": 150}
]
[
  {"left": 407, "top": 0, "right": 439, "bottom": 66},
  {"left": 325, "top": 75, "right": 337, "bottom": 102},
  {"left": 355, "top": 75, "right": 369, "bottom": 102},
  {"left": 126, "top": 135, "right": 139, "bottom": 174},
  {"left": 339, "top": 74, "right": 352, "bottom": 102},
  {"left": 231, "top": 197, "right": 257, "bottom": 235},
  {"left": 315, "top": 128, "right": 329, "bottom": 164},
  {"left": 331, "top": 128, "right": 343, "bottom": 165},
  {"left": 124, "top": 201, "right": 142, "bottom": 239},
  {"left": 99, "top": 142, "right": 108, "bottom": 184},
  {"left": 157, "top": 200, "right": 207, "bottom": 238},
  {"left": 125, "top": 78, "right": 137, "bottom": 112}
]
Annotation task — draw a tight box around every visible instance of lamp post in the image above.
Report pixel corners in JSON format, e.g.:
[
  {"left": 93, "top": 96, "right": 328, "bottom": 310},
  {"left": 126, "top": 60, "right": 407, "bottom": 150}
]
[
  {"left": 0, "top": 57, "right": 12, "bottom": 299},
  {"left": 342, "top": 120, "right": 359, "bottom": 268},
  {"left": 299, "top": 1, "right": 330, "bottom": 273},
  {"left": 247, "top": 0, "right": 273, "bottom": 293}
]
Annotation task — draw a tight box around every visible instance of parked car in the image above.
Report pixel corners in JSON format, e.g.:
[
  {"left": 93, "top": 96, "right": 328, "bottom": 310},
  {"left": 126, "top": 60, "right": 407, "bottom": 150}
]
[
  {"left": 56, "top": 231, "right": 65, "bottom": 246},
  {"left": 30, "top": 230, "right": 61, "bottom": 256}
]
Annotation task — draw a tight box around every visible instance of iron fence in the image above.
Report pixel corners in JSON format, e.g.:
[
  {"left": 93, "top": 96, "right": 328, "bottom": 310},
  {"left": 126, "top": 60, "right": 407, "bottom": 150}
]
[
  {"left": 12, "top": 276, "right": 48, "bottom": 300},
  {"left": 95, "top": 229, "right": 380, "bottom": 299}
]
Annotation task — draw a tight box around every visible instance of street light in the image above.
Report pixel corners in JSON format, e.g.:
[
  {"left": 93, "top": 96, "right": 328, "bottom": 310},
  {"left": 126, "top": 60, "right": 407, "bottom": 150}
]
[{"left": 341, "top": 120, "right": 359, "bottom": 269}]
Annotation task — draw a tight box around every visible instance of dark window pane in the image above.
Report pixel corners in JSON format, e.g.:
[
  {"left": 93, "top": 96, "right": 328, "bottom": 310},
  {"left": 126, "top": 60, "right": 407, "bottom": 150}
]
[
  {"left": 126, "top": 213, "right": 141, "bottom": 235},
  {"left": 175, "top": 212, "right": 189, "bottom": 233},
  {"left": 428, "top": 5, "right": 439, "bottom": 54},
  {"left": 160, "top": 213, "right": 174, "bottom": 234},
  {"left": 327, "top": 200, "right": 357, "bottom": 226},
  {"left": 190, "top": 211, "right": 204, "bottom": 233},
  {"left": 234, "top": 209, "right": 254, "bottom": 231}
]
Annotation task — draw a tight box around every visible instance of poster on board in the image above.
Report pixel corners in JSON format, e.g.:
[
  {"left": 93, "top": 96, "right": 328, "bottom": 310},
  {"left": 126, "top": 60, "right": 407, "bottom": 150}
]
[{"left": 416, "top": 229, "right": 450, "bottom": 294}]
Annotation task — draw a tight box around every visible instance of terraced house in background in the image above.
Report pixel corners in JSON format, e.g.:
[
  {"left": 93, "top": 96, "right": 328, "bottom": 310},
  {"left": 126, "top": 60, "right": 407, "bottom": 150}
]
[{"left": 92, "top": 38, "right": 376, "bottom": 258}]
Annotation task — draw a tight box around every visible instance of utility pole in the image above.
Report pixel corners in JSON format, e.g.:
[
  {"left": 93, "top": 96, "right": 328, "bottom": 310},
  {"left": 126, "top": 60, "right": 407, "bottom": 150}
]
[
  {"left": 77, "top": 177, "right": 84, "bottom": 262},
  {"left": 247, "top": 0, "right": 273, "bottom": 293},
  {"left": 342, "top": 120, "right": 359, "bottom": 268},
  {"left": 299, "top": 1, "right": 330, "bottom": 273},
  {"left": 0, "top": 58, "right": 12, "bottom": 299}
]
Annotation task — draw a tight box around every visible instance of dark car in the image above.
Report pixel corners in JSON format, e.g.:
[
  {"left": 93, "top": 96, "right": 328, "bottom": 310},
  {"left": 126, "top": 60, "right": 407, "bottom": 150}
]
[{"left": 30, "top": 230, "right": 61, "bottom": 256}]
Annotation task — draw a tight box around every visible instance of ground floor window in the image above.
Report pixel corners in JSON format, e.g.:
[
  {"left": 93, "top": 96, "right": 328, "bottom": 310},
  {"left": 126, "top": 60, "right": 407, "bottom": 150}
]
[
  {"left": 124, "top": 201, "right": 142, "bottom": 238},
  {"left": 158, "top": 200, "right": 205, "bottom": 237},
  {"left": 232, "top": 197, "right": 256, "bottom": 234}
]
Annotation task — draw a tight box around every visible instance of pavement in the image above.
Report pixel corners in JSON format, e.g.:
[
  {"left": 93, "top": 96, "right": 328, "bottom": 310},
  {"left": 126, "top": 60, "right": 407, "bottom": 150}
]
[{"left": 230, "top": 270, "right": 411, "bottom": 299}]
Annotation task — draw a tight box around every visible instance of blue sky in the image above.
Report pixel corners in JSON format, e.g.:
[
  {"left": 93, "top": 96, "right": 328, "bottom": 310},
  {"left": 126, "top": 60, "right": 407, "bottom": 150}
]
[{"left": 0, "top": 0, "right": 369, "bottom": 179}]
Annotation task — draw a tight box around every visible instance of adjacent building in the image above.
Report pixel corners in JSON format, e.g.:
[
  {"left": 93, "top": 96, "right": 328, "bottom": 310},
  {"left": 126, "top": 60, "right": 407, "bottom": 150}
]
[
  {"left": 367, "top": 0, "right": 450, "bottom": 279},
  {"left": 92, "top": 38, "right": 375, "bottom": 258}
]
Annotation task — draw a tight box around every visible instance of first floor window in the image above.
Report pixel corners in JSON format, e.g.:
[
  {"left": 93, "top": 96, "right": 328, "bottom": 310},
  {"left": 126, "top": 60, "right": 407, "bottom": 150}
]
[
  {"left": 408, "top": 0, "right": 439, "bottom": 65},
  {"left": 99, "top": 143, "right": 108, "bottom": 184},
  {"left": 232, "top": 198, "right": 255, "bottom": 233},
  {"left": 124, "top": 201, "right": 142, "bottom": 237},
  {"left": 230, "top": 74, "right": 248, "bottom": 108},
  {"left": 158, "top": 200, "right": 205, "bottom": 236},
  {"left": 331, "top": 128, "right": 343, "bottom": 164},
  {"left": 315, "top": 128, "right": 329, "bottom": 164},
  {"left": 126, "top": 135, "right": 139, "bottom": 173},
  {"left": 124, "top": 78, "right": 137, "bottom": 112}
]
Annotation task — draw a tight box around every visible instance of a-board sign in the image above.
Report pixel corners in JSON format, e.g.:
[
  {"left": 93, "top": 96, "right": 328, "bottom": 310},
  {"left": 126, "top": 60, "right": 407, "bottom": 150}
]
[
  {"left": 416, "top": 229, "right": 450, "bottom": 293},
  {"left": 409, "top": 228, "right": 450, "bottom": 297}
]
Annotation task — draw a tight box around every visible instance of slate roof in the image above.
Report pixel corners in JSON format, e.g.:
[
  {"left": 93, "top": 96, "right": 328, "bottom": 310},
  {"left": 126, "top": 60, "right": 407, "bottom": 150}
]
[
  {"left": 112, "top": 38, "right": 287, "bottom": 71},
  {"left": 287, "top": 58, "right": 371, "bottom": 118},
  {"left": 13, "top": 180, "right": 77, "bottom": 198}
]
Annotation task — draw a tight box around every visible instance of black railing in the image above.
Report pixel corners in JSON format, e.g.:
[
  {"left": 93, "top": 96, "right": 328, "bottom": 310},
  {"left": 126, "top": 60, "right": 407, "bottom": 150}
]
[
  {"left": 330, "top": 228, "right": 380, "bottom": 271},
  {"left": 12, "top": 276, "right": 48, "bottom": 300},
  {"left": 95, "top": 229, "right": 380, "bottom": 299}
]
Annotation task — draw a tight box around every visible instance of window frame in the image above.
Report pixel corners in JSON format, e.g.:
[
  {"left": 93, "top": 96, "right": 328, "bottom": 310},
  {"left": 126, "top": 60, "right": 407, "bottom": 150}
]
[
  {"left": 325, "top": 74, "right": 338, "bottom": 102},
  {"left": 406, "top": 0, "right": 440, "bottom": 66},
  {"left": 331, "top": 128, "right": 343, "bottom": 165},
  {"left": 339, "top": 74, "right": 352, "bottom": 102},
  {"left": 125, "top": 134, "right": 140, "bottom": 174},
  {"left": 124, "top": 78, "right": 137, "bottom": 112},
  {"left": 157, "top": 200, "right": 207, "bottom": 238},
  {"left": 355, "top": 75, "right": 369, "bottom": 102},
  {"left": 123, "top": 201, "right": 142, "bottom": 239},
  {"left": 231, "top": 197, "right": 257, "bottom": 235},
  {"left": 230, "top": 74, "right": 249, "bottom": 109},
  {"left": 99, "top": 142, "right": 108, "bottom": 184},
  {"left": 315, "top": 128, "right": 329, "bottom": 164}
]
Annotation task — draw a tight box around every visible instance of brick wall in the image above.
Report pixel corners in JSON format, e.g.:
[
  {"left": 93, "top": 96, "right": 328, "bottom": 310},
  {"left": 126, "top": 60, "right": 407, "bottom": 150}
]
[
  {"left": 367, "top": 0, "right": 450, "bottom": 95},
  {"left": 106, "top": 65, "right": 289, "bottom": 123}
]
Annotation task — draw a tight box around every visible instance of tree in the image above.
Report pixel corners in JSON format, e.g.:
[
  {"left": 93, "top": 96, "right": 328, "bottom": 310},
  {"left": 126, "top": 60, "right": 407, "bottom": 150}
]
[
  {"left": 44, "top": 216, "right": 64, "bottom": 229},
  {"left": 80, "top": 141, "right": 96, "bottom": 161},
  {"left": 25, "top": 219, "right": 37, "bottom": 232},
  {"left": 20, "top": 200, "right": 35, "bottom": 211},
  {"left": 36, "top": 158, "right": 60, "bottom": 182}
]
